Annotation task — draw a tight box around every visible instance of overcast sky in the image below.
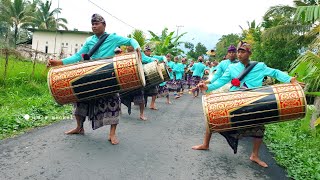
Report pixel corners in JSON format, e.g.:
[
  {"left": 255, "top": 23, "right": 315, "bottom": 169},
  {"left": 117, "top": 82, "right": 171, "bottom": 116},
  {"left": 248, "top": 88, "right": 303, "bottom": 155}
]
[{"left": 51, "top": 0, "right": 293, "bottom": 48}]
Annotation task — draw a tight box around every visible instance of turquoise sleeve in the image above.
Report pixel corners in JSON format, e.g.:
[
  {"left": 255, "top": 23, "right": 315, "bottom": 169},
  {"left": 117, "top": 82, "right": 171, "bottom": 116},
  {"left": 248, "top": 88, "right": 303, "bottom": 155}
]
[
  {"left": 113, "top": 34, "right": 140, "bottom": 49},
  {"left": 206, "top": 68, "right": 232, "bottom": 92},
  {"left": 263, "top": 63, "right": 292, "bottom": 83}
]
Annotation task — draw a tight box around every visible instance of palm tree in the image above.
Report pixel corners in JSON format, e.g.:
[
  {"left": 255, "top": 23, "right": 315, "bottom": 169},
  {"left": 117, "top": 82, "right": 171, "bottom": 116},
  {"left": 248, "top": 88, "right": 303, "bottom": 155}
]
[
  {"left": 0, "top": 0, "right": 35, "bottom": 47},
  {"left": 33, "top": 0, "right": 68, "bottom": 30},
  {"left": 288, "top": 2, "right": 320, "bottom": 127},
  {"left": 239, "top": 20, "right": 261, "bottom": 46},
  {"left": 262, "top": 0, "right": 318, "bottom": 42},
  {"left": 128, "top": 29, "right": 146, "bottom": 47}
]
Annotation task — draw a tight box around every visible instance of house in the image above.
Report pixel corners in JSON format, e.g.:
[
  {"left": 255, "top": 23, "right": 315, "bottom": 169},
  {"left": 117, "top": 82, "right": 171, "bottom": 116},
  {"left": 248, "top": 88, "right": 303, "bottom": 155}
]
[{"left": 30, "top": 29, "right": 93, "bottom": 59}]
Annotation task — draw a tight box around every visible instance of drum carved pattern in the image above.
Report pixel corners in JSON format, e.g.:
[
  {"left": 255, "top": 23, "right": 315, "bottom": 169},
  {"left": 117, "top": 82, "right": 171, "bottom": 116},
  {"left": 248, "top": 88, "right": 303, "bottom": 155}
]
[
  {"left": 115, "top": 58, "right": 140, "bottom": 89},
  {"left": 49, "top": 64, "right": 102, "bottom": 104},
  {"left": 204, "top": 92, "right": 268, "bottom": 131},
  {"left": 203, "top": 84, "right": 306, "bottom": 132},
  {"left": 273, "top": 84, "right": 305, "bottom": 120}
]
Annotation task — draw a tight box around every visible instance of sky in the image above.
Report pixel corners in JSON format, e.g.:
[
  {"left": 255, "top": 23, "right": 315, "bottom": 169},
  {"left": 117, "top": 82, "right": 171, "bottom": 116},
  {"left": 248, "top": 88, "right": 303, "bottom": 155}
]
[{"left": 51, "top": 0, "right": 293, "bottom": 49}]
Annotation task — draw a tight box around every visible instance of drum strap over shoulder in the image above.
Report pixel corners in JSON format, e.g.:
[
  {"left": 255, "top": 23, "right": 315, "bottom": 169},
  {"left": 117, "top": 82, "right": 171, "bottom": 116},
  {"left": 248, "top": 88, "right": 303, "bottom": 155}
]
[
  {"left": 82, "top": 33, "right": 110, "bottom": 60},
  {"left": 237, "top": 61, "right": 258, "bottom": 81},
  {"left": 230, "top": 61, "right": 258, "bottom": 88}
]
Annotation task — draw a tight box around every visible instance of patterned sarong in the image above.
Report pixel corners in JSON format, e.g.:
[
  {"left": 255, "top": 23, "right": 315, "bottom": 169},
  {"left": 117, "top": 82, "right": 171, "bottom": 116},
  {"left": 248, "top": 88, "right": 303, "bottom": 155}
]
[
  {"left": 73, "top": 94, "right": 120, "bottom": 130},
  {"left": 220, "top": 126, "right": 265, "bottom": 154},
  {"left": 158, "top": 84, "right": 169, "bottom": 97}
]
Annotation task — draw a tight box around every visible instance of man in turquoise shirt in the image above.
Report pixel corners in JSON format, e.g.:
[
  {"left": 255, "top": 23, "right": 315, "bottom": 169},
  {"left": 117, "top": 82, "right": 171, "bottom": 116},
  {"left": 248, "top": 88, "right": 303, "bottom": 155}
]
[
  {"left": 208, "top": 45, "right": 238, "bottom": 83},
  {"left": 48, "top": 14, "right": 140, "bottom": 145},
  {"left": 172, "top": 56, "right": 185, "bottom": 99},
  {"left": 165, "top": 53, "right": 176, "bottom": 91},
  {"left": 192, "top": 41, "right": 300, "bottom": 168},
  {"left": 142, "top": 46, "right": 165, "bottom": 110},
  {"left": 190, "top": 56, "right": 206, "bottom": 97}
]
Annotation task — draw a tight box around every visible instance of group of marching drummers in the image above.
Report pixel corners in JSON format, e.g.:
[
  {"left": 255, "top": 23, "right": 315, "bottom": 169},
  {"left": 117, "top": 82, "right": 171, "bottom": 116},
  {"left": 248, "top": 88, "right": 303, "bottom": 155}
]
[{"left": 47, "top": 13, "right": 306, "bottom": 168}]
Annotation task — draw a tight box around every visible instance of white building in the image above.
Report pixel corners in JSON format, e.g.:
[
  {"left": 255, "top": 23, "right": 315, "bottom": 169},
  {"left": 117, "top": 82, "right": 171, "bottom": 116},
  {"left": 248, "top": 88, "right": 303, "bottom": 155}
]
[{"left": 30, "top": 29, "right": 92, "bottom": 58}]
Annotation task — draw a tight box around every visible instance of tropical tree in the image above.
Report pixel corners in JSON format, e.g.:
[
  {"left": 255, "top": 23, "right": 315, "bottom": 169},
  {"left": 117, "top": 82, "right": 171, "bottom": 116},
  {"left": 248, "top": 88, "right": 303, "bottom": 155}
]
[
  {"left": 262, "top": 0, "right": 318, "bottom": 44},
  {"left": 215, "top": 34, "right": 241, "bottom": 60},
  {"left": 288, "top": 2, "right": 320, "bottom": 128},
  {"left": 33, "top": 0, "right": 68, "bottom": 30},
  {"left": 184, "top": 42, "right": 207, "bottom": 60},
  {"left": 128, "top": 29, "right": 146, "bottom": 47},
  {"left": 147, "top": 27, "right": 186, "bottom": 56},
  {"left": 0, "top": 0, "right": 36, "bottom": 47}
]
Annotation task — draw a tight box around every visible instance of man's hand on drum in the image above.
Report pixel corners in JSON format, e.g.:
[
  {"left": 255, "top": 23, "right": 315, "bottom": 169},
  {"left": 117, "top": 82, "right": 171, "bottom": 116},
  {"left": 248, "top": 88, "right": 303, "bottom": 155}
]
[
  {"left": 200, "top": 80, "right": 210, "bottom": 84},
  {"left": 290, "top": 77, "right": 306, "bottom": 89},
  {"left": 197, "top": 82, "right": 208, "bottom": 91},
  {"left": 47, "top": 59, "right": 63, "bottom": 67}
]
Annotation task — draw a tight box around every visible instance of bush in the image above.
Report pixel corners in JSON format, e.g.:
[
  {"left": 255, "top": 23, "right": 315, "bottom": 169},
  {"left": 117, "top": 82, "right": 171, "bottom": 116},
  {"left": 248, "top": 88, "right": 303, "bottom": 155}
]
[{"left": 265, "top": 106, "right": 320, "bottom": 180}]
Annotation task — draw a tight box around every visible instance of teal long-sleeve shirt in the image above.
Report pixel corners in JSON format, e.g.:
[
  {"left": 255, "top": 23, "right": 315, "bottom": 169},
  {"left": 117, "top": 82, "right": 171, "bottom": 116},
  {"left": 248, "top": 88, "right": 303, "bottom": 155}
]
[
  {"left": 167, "top": 61, "right": 175, "bottom": 80},
  {"left": 172, "top": 62, "right": 185, "bottom": 80},
  {"left": 141, "top": 53, "right": 165, "bottom": 64},
  {"left": 207, "top": 62, "right": 292, "bottom": 92},
  {"left": 62, "top": 32, "right": 140, "bottom": 65},
  {"left": 210, "top": 59, "right": 238, "bottom": 83},
  {"left": 191, "top": 62, "right": 206, "bottom": 77}
]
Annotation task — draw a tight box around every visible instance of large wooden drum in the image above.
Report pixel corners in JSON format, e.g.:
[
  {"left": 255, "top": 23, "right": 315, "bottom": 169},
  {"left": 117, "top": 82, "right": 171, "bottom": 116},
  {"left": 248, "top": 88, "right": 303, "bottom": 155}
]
[
  {"left": 158, "top": 62, "right": 170, "bottom": 81},
  {"left": 143, "top": 61, "right": 164, "bottom": 87},
  {"left": 202, "top": 83, "right": 307, "bottom": 132},
  {"left": 48, "top": 51, "right": 146, "bottom": 105}
]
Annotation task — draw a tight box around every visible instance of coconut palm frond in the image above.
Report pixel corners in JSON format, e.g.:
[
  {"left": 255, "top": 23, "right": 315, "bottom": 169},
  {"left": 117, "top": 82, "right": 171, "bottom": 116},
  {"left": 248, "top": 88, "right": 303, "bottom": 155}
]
[
  {"left": 290, "top": 51, "right": 320, "bottom": 71},
  {"left": 290, "top": 51, "right": 320, "bottom": 92},
  {"left": 294, "top": 0, "right": 309, "bottom": 7},
  {"left": 304, "top": 68, "right": 320, "bottom": 92},
  {"left": 294, "top": 5, "right": 320, "bottom": 22},
  {"left": 262, "top": 24, "right": 309, "bottom": 40},
  {"left": 264, "top": 5, "right": 296, "bottom": 18}
]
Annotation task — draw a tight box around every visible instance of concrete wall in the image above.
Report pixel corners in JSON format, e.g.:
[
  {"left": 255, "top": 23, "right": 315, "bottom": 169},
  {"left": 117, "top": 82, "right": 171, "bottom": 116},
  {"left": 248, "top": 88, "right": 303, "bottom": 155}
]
[{"left": 31, "top": 31, "right": 91, "bottom": 59}]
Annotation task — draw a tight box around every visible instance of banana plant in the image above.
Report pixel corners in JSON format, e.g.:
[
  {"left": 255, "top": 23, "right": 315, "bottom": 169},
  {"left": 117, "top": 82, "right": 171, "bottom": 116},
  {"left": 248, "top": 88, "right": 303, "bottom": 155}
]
[{"left": 147, "top": 27, "right": 186, "bottom": 56}]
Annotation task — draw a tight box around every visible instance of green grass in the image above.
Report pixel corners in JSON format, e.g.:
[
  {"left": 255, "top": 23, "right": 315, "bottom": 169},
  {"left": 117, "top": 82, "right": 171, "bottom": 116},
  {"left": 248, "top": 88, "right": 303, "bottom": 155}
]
[
  {"left": 265, "top": 106, "right": 320, "bottom": 180},
  {"left": 0, "top": 55, "right": 72, "bottom": 139}
]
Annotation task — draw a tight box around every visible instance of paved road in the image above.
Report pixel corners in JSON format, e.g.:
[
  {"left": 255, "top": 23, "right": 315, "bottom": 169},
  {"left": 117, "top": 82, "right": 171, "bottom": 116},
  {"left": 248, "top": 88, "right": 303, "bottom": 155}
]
[{"left": 0, "top": 94, "right": 288, "bottom": 180}]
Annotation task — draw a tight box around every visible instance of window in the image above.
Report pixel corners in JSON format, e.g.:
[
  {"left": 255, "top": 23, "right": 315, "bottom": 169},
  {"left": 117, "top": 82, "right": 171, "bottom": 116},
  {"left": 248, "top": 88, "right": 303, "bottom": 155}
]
[
  {"left": 46, "top": 41, "right": 48, "bottom": 44},
  {"left": 61, "top": 43, "right": 64, "bottom": 46},
  {"left": 75, "top": 44, "right": 78, "bottom": 46},
  {"left": 75, "top": 48, "right": 78, "bottom": 53},
  {"left": 81, "top": 44, "right": 83, "bottom": 47},
  {"left": 45, "top": 46, "right": 48, "bottom": 53},
  {"left": 66, "top": 43, "right": 68, "bottom": 46}
]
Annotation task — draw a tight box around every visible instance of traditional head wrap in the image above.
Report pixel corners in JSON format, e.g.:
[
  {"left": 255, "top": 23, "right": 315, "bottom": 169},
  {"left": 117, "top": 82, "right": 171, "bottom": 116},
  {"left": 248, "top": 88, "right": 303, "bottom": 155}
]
[
  {"left": 144, "top": 45, "right": 151, "bottom": 51},
  {"left": 237, "top": 41, "right": 251, "bottom": 52},
  {"left": 91, "top": 13, "right": 105, "bottom": 24},
  {"left": 227, "top": 45, "right": 237, "bottom": 52}
]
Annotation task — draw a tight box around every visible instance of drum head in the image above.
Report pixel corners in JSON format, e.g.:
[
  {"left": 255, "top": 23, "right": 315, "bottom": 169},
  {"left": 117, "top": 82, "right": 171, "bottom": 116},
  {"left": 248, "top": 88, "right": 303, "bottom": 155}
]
[
  {"left": 135, "top": 52, "right": 146, "bottom": 87},
  {"left": 155, "top": 63, "right": 164, "bottom": 81}
]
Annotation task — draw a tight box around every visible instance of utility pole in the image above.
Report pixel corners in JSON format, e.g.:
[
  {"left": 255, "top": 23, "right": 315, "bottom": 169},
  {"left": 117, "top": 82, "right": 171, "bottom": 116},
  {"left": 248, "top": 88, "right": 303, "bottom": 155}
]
[{"left": 176, "top": 25, "right": 184, "bottom": 37}]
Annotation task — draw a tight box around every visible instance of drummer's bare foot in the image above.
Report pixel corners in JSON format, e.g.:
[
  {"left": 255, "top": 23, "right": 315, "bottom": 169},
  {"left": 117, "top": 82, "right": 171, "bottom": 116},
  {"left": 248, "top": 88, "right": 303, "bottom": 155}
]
[
  {"left": 192, "top": 144, "right": 209, "bottom": 150},
  {"left": 109, "top": 135, "right": 119, "bottom": 145},
  {"left": 64, "top": 127, "right": 84, "bottom": 135},
  {"left": 149, "top": 107, "right": 158, "bottom": 110},
  {"left": 166, "top": 101, "right": 172, "bottom": 104},
  {"left": 140, "top": 115, "right": 147, "bottom": 121},
  {"left": 250, "top": 155, "right": 268, "bottom": 168}
]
